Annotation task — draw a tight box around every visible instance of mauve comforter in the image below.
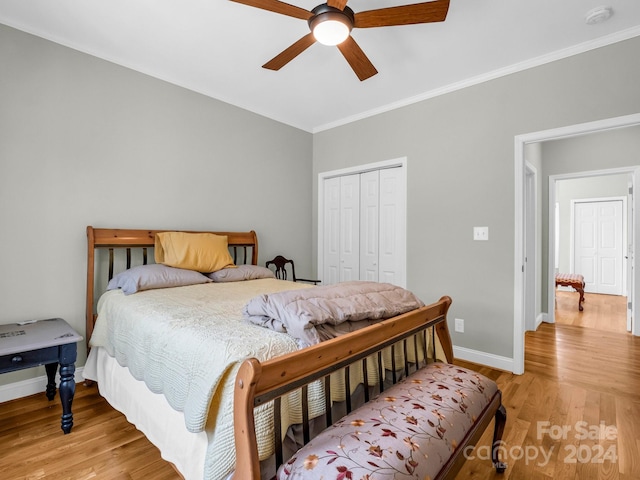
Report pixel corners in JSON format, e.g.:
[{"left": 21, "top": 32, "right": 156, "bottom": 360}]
[{"left": 243, "top": 281, "right": 425, "bottom": 347}]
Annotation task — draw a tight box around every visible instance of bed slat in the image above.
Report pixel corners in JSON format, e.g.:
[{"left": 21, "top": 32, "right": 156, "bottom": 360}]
[
  {"left": 108, "top": 248, "right": 114, "bottom": 281},
  {"left": 403, "top": 338, "right": 410, "bottom": 377},
  {"left": 324, "top": 376, "right": 332, "bottom": 428},
  {"left": 273, "top": 396, "right": 283, "bottom": 469},
  {"left": 343, "top": 365, "right": 351, "bottom": 414},
  {"left": 361, "top": 358, "right": 370, "bottom": 403},
  {"left": 301, "top": 386, "right": 310, "bottom": 444},
  {"left": 377, "top": 351, "right": 384, "bottom": 394}
]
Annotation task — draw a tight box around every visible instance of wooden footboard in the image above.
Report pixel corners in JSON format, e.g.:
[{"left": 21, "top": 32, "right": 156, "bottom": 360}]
[{"left": 233, "top": 296, "right": 456, "bottom": 479}]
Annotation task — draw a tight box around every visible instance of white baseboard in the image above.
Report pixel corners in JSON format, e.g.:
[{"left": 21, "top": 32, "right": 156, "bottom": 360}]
[
  {"left": 453, "top": 346, "right": 515, "bottom": 373},
  {"left": 537, "top": 313, "right": 547, "bottom": 328},
  {"left": 0, "top": 367, "right": 85, "bottom": 403}
]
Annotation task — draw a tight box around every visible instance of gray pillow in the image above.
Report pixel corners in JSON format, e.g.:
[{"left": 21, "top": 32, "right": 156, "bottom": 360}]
[
  {"left": 206, "top": 264, "right": 275, "bottom": 282},
  {"left": 107, "top": 264, "right": 211, "bottom": 295}
]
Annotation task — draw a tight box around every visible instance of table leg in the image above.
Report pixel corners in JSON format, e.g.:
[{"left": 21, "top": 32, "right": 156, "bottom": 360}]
[
  {"left": 59, "top": 343, "right": 77, "bottom": 434},
  {"left": 45, "top": 362, "right": 58, "bottom": 400}
]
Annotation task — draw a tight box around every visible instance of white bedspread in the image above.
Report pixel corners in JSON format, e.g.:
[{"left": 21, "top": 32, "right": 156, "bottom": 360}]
[{"left": 90, "top": 278, "right": 313, "bottom": 480}]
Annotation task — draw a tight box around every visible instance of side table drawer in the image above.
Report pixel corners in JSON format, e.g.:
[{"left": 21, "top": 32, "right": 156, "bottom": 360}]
[{"left": 0, "top": 346, "right": 59, "bottom": 374}]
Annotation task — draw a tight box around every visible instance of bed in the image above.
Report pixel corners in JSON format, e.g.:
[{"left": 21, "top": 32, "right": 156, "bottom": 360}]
[{"left": 83, "top": 226, "right": 450, "bottom": 480}]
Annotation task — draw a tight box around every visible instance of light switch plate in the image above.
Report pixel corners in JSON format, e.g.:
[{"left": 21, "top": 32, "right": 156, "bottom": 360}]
[{"left": 473, "top": 226, "right": 489, "bottom": 241}]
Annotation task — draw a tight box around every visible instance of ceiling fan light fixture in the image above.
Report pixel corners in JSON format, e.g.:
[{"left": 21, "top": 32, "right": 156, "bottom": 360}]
[
  {"left": 313, "top": 17, "right": 350, "bottom": 45},
  {"left": 308, "top": 5, "right": 354, "bottom": 46}
]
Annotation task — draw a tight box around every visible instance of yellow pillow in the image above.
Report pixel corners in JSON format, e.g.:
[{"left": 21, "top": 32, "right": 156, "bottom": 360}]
[{"left": 154, "top": 232, "right": 236, "bottom": 273}]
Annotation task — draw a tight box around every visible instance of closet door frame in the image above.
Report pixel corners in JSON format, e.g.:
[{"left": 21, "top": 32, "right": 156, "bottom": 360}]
[{"left": 317, "top": 157, "right": 408, "bottom": 287}]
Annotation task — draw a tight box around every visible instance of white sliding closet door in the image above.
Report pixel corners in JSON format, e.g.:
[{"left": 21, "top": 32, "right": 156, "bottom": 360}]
[
  {"left": 323, "top": 177, "right": 341, "bottom": 285},
  {"left": 360, "top": 170, "right": 379, "bottom": 281},
  {"left": 321, "top": 164, "right": 406, "bottom": 287},
  {"left": 378, "top": 167, "right": 405, "bottom": 285},
  {"left": 340, "top": 175, "right": 360, "bottom": 281}
]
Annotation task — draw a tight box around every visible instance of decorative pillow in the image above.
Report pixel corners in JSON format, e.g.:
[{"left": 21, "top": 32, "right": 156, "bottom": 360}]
[
  {"left": 107, "top": 264, "right": 211, "bottom": 295},
  {"left": 154, "top": 231, "right": 236, "bottom": 272},
  {"left": 206, "top": 264, "right": 275, "bottom": 282}
]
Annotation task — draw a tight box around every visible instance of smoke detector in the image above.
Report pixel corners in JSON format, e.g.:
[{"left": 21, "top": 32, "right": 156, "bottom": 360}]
[{"left": 585, "top": 6, "right": 613, "bottom": 25}]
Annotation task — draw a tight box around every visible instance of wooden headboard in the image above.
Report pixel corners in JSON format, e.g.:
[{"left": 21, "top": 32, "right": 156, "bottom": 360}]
[{"left": 85, "top": 226, "right": 259, "bottom": 347}]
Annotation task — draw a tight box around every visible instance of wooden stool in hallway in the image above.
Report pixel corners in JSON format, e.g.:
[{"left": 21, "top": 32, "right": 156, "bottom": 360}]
[{"left": 555, "top": 273, "right": 585, "bottom": 311}]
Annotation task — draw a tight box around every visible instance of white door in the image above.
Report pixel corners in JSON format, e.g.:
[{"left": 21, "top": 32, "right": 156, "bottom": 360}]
[
  {"left": 323, "top": 177, "right": 341, "bottom": 284},
  {"left": 378, "top": 167, "right": 406, "bottom": 287},
  {"left": 339, "top": 174, "right": 360, "bottom": 282},
  {"left": 360, "top": 170, "right": 379, "bottom": 281},
  {"left": 574, "top": 200, "right": 624, "bottom": 295}
]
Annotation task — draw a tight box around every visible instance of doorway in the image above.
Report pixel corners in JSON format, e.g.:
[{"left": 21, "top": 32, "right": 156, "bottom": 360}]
[
  {"left": 549, "top": 171, "right": 633, "bottom": 325},
  {"left": 513, "top": 113, "right": 640, "bottom": 375}
]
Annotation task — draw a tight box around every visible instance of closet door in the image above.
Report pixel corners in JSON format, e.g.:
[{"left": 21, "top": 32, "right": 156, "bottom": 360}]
[
  {"left": 379, "top": 167, "right": 406, "bottom": 287},
  {"left": 339, "top": 174, "right": 360, "bottom": 281},
  {"left": 323, "top": 177, "right": 341, "bottom": 284},
  {"left": 360, "top": 171, "right": 379, "bottom": 281},
  {"left": 320, "top": 163, "right": 406, "bottom": 287}
]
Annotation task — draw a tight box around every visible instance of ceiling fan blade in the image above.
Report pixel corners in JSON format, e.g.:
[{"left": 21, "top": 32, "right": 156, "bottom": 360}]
[
  {"left": 326, "top": 0, "right": 349, "bottom": 10},
  {"left": 263, "top": 33, "right": 316, "bottom": 71},
  {"left": 336, "top": 36, "right": 378, "bottom": 81},
  {"left": 354, "top": 0, "right": 449, "bottom": 28},
  {"left": 230, "top": 0, "right": 312, "bottom": 20}
]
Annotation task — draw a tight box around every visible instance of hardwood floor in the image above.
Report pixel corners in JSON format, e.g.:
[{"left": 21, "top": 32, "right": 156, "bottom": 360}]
[
  {"left": 455, "top": 292, "right": 640, "bottom": 480},
  {"left": 0, "top": 383, "right": 179, "bottom": 479},
  {"left": 1, "top": 293, "right": 638, "bottom": 479},
  {"left": 554, "top": 290, "right": 628, "bottom": 334}
]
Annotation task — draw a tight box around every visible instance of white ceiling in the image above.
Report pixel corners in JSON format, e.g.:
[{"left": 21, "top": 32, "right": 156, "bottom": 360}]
[{"left": 1, "top": 0, "right": 639, "bottom": 132}]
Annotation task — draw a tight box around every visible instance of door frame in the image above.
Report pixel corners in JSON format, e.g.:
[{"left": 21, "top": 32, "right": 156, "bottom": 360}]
[
  {"left": 569, "top": 196, "right": 626, "bottom": 295},
  {"left": 514, "top": 113, "right": 640, "bottom": 375},
  {"left": 524, "top": 162, "right": 538, "bottom": 332},
  {"left": 317, "top": 157, "right": 408, "bottom": 286}
]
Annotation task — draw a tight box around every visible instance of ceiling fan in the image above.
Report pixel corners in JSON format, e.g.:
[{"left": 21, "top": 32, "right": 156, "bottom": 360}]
[{"left": 230, "top": 0, "right": 450, "bottom": 81}]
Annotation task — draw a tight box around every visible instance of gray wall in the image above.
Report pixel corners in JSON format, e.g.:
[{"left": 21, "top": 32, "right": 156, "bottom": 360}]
[
  {"left": 0, "top": 24, "right": 313, "bottom": 386},
  {"left": 312, "top": 36, "right": 640, "bottom": 358}
]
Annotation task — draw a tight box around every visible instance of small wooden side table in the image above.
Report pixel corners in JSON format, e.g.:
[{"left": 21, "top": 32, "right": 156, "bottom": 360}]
[{"left": 0, "top": 318, "right": 83, "bottom": 434}]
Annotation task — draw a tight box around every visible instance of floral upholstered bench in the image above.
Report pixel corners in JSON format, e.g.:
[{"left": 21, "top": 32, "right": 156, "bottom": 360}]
[{"left": 277, "top": 362, "right": 506, "bottom": 479}]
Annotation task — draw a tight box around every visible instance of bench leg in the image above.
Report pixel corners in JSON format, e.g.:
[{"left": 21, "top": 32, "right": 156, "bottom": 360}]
[
  {"left": 577, "top": 283, "right": 585, "bottom": 311},
  {"left": 492, "top": 404, "right": 507, "bottom": 473}
]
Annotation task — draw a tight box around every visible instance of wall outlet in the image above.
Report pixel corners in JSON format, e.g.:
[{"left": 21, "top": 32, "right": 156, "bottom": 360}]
[
  {"left": 454, "top": 318, "right": 464, "bottom": 333},
  {"left": 473, "top": 226, "right": 489, "bottom": 241}
]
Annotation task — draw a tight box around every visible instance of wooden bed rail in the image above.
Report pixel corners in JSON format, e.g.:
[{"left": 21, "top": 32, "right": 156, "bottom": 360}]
[
  {"left": 85, "top": 226, "right": 259, "bottom": 348},
  {"left": 233, "top": 296, "right": 453, "bottom": 479}
]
